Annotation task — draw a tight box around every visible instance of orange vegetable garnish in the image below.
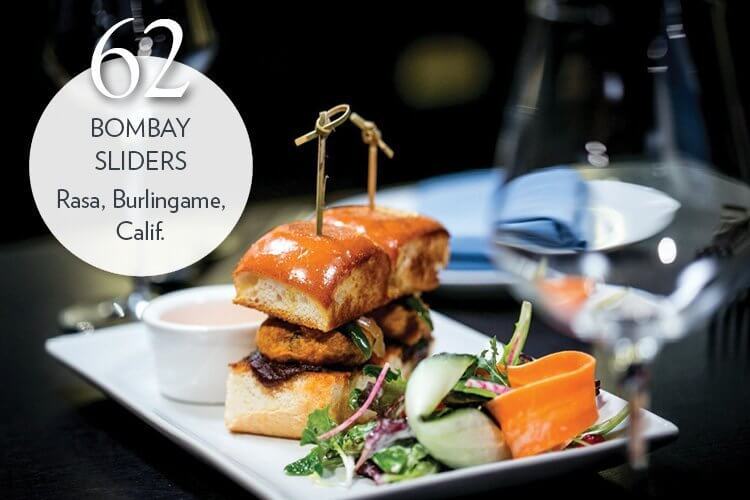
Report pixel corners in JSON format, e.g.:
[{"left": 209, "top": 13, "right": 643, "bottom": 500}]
[
  {"left": 485, "top": 351, "right": 597, "bottom": 458},
  {"left": 537, "top": 276, "right": 594, "bottom": 314}
]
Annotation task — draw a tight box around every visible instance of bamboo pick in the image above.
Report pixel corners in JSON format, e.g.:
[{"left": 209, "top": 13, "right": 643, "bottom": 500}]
[
  {"left": 349, "top": 112, "right": 394, "bottom": 210},
  {"left": 294, "top": 104, "right": 351, "bottom": 236},
  {"left": 315, "top": 111, "right": 329, "bottom": 235}
]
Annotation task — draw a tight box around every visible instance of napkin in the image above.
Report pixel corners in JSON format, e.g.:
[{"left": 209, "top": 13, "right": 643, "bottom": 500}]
[
  {"left": 493, "top": 168, "right": 589, "bottom": 250},
  {"left": 416, "top": 169, "right": 502, "bottom": 270}
]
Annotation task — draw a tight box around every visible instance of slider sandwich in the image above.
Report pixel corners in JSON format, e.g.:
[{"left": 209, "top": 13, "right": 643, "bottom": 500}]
[{"left": 225, "top": 210, "right": 449, "bottom": 439}]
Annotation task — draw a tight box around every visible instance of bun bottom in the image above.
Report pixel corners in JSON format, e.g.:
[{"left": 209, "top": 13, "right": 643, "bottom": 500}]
[
  {"left": 225, "top": 358, "right": 357, "bottom": 439},
  {"left": 225, "top": 342, "right": 432, "bottom": 439}
]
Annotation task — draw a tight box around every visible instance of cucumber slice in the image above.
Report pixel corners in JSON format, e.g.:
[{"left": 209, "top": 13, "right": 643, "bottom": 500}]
[
  {"left": 405, "top": 353, "right": 510, "bottom": 468},
  {"left": 405, "top": 353, "right": 476, "bottom": 418},
  {"left": 410, "top": 408, "right": 510, "bottom": 468}
]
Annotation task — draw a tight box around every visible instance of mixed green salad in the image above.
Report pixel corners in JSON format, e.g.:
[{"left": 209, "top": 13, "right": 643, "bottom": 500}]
[{"left": 284, "top": 301, "right": 629, "bottom": 487}]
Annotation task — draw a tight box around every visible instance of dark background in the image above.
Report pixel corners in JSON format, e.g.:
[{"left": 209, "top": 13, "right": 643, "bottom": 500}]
[
  {"left": 5, "top": 0, "right": 748, "bottom": 244},
  {"left": 1, "top": 2, "right": 749, "bottom": 499}
]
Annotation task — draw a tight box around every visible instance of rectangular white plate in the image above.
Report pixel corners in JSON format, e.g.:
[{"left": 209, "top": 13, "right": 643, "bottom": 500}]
[{"left": 46, "top": 312, "right": 678, "bottom": 499}]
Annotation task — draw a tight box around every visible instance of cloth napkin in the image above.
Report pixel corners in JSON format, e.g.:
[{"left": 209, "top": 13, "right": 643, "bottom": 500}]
[
  {"left": 416, "top": 169, "right": 502, "bottom": 270},
  {"left": 493, "top": 168, "right": 589, "bottom": 250}
]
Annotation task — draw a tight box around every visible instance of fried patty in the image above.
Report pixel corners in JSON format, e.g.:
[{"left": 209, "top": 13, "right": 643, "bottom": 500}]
[
  {"left": 257, "top": 317, "right": 384, "bottom": 367},
  {"left": 369, "top": 301, "right": 432, "bottom": 346}
]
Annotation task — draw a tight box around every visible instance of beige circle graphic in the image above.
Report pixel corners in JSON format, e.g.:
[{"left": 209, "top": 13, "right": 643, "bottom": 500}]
[{"left": 30, "top": 56, "right": 252, "bottom": 276}]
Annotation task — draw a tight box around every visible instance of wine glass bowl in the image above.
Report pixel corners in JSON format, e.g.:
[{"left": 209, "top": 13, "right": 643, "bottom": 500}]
[{"left": 492, "top": 0, "right": 750, "bottom": 469}]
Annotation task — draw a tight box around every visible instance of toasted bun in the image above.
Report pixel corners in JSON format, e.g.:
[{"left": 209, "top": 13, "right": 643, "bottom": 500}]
[
  {"left": 225, "top": 357, "right": 358, "bottom": 439},
  {"left": 324, "top": 206, "right": 450, "bottom": 298},
  {"left": 224, "top": 339, "right": 432, "bottom": 439},
  {"left": 233, "top": 221, "right": 390, "bottom": 331}
]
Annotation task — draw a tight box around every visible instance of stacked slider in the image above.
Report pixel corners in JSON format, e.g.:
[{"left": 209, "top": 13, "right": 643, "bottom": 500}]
[
  {"left": 225, "top": 210, "right": 449, "bottom": 439},
  {"left": 325, "top": 205, "right": 449, "bottom": 372}
]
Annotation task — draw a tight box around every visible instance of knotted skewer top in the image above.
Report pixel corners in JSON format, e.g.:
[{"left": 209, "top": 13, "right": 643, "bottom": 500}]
[
  {"left": 349, "top": 113, "right": 394, "bottom": 159},
  {"left": 294, "top": 104, "right": 352, "bottom": 146},
  {"left": 349, "top": 112, "right": 394, "bottom": 210},
  {"left": 294, "top": 104, "right": 352, "bottom": 236}
]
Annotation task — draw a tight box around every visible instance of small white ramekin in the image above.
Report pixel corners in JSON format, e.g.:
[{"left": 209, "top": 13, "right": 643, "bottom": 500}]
[{"left": 142, "top": 284, "right": 264, "bottom": 404}]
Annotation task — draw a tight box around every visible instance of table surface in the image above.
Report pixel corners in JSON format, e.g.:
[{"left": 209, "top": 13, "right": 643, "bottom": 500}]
[{"left": 1, "top": 198, "right": 748, "bottom": 499}]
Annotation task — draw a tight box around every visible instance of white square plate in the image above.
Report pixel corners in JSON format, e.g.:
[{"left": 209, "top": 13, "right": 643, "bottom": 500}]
[{"left": 46, "top": 312, "right": 678, "bottom": 499}]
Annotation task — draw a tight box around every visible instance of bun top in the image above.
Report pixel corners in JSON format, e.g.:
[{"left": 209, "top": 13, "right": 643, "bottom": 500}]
[
  {"left": 233, "top": 220, "right": 388, "bottom": 307},
  {"left": 324, "top": 205, "right": 448, "bottom": 264}
]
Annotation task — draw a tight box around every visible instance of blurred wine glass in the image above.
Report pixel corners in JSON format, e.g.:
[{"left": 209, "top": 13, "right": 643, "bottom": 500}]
[
  {"left": 492, "top": 0, "right": 750, "bottom": 470},
  {"left": 44, "top": 0, "right": 217, "bottom": 86},
  {"left": 44, "top": 0, "right": 219, "bottom": 331}
]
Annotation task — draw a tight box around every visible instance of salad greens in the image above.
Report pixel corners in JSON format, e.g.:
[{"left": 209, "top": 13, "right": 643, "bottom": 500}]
[
  {"left": 349, "top": 365, "right": 406, "bottom": 416},
  {"left": 285, "top": 407, "right": 372, "bottom": 478},
  {"left": 450, "top": 380, "right": 500, "bottom": 401},
  {"left": 476, "top": 337, "right": 509, "bottom": 386},
  {"left": 503, "top": 300, "right": 532, "bottom": 367},
  {"left": 574, "top": 405, "right": 630, "bottom": 443},
  {"left": 371, "top": 442, "right": 438, "bottom": 483},
  {"left": 472, "top": 300, "right": 533, "bottom": 387},
  {"left": 285, "top": 406, "right": 436, "bottom": 484},
  {"left": 285, "top": 300, "right": 625, "bottom": 488}
]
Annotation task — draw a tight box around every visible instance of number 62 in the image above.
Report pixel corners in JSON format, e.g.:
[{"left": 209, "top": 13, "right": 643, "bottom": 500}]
[{"left": 91, "top": 17, "right": 188, "bottom": 99}]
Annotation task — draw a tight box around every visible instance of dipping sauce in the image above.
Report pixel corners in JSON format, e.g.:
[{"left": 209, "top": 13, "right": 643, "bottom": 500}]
[
  {"left": 160, "top": 300, "right": 265, "bottom": 327},
  {"left": 143, "top": 284, "right": 263, "bottom": 403}
]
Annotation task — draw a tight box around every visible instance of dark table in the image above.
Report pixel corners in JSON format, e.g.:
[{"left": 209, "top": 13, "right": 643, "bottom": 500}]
[{"left": 1, "top": 208, "right": 748, "bottom": 498}]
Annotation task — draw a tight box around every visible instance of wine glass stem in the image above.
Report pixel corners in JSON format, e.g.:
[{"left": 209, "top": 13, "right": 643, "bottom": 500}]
[
  {"left": 596, "top": 342, "right": 653, "bottom": 471},
  {"left": 623, "top": 363, "right": 650, "bottom": 470},
  {"left": 128, "top": 277, "right": 155, "bottom": 319}
]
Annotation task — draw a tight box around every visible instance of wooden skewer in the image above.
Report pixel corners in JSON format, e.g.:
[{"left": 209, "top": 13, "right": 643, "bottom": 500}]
[
  {"left": 349, "top": 112, "right": 394, "bottom": 210},
  {"left": 368, "top": 140, "right": 377, "bottom": 211},
  {"left": 294, "top": 104, "right": 351, "bottom": 236},
  {"left": 315, "top": 111, "right": 329, "bottom": 235}
]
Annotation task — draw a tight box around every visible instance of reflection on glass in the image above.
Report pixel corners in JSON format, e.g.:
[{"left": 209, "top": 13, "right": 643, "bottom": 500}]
[{"left": 657, "top": 237, "right": 677, "bottom": 264}]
